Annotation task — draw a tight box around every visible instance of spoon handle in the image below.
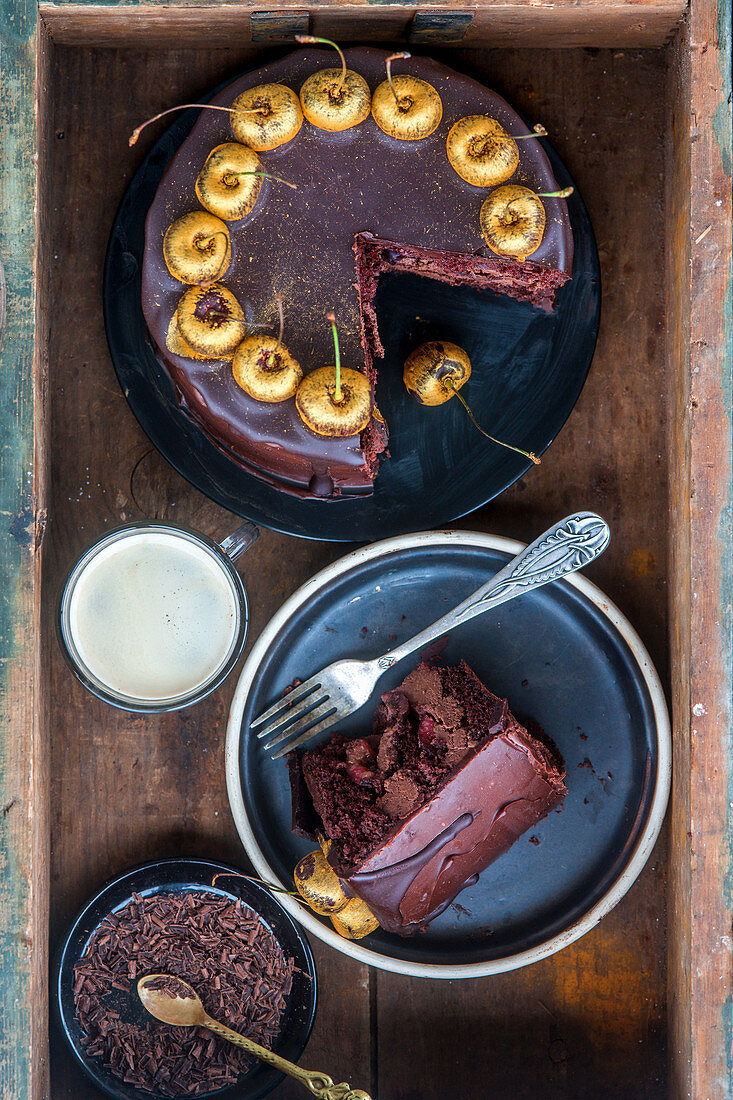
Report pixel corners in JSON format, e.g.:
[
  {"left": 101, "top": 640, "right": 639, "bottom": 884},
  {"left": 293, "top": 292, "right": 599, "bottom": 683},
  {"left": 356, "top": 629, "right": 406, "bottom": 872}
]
[{"left": 202, "top": 1016, "right": 371, "bottom": 1100}]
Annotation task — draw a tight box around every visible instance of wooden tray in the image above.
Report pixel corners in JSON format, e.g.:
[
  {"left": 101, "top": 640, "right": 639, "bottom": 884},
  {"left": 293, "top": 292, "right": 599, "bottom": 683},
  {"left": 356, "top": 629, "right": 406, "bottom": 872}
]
[{"left": 1, "top": 3, "right": 730, "bottom": 1097}]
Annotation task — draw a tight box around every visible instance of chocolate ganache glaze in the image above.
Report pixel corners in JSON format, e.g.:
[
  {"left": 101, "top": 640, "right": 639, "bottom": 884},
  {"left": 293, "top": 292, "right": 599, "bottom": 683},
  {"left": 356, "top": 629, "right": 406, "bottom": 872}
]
[
  {"left": 142, "top": 47, "right": 573, "bottom": 499},
  {"left": 290, "top": 661, "right": 566, "bottom": 935}
]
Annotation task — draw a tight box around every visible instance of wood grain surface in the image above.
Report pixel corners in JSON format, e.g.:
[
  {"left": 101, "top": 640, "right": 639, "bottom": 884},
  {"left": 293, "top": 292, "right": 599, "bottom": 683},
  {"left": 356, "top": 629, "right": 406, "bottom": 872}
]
[
  {"left": 0, "top": 7, "right": 50, "bottom": 1100},
  {"left": 666, "top": 2, "right": 733, "bottom": 1097},
  {"left": 41, "top": 43, "right": 672, "bottom": 1099},
  {"left": 39, "top": 2, "right": 686, "bottom": 50}
]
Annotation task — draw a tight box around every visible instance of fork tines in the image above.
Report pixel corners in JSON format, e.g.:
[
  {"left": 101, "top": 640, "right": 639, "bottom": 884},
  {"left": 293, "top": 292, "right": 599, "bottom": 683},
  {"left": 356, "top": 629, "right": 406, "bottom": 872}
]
[{"left": 252, "top": 679, "right": 338, "bottom": 757}]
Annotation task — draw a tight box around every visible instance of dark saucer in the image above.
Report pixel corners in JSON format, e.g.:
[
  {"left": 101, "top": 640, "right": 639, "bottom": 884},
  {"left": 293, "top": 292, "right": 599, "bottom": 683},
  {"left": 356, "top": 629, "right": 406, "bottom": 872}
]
[
  {"left": 227, "top": 534, "right": 670, "bottom": 975},
  {"left": 53, "top": 858, "right": 317, "bottom": 1099}
]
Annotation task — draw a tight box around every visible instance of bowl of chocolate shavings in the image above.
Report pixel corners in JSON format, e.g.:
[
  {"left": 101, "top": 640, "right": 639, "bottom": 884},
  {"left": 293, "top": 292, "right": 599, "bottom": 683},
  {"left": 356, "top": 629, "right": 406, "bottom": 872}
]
[{"left": 54, "top": 858, "right": 317, "bottom": 1099}]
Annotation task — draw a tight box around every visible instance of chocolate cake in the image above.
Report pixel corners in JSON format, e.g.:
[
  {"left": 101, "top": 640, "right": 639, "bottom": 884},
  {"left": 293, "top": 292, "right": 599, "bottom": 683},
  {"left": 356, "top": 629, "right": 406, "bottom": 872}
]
[
  {"left": 142, "top": 48, "right": 573, "bottom": 499},
  {"left": 289, "top": 661, "right": 566, "bottom": 935}
]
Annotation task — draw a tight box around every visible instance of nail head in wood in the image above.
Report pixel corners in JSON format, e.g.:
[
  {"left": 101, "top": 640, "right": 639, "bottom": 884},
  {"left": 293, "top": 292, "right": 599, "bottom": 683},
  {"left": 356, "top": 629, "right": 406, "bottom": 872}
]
[
  {"left": 251, "top": 10, "right": 310, "bottom": 43},
  {"left": 409, "top": 11, "right": 474, "bottom": 45}
]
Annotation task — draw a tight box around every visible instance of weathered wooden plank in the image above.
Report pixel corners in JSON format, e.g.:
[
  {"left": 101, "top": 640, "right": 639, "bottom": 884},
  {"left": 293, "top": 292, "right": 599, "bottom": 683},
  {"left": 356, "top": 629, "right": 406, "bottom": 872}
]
[
  {"left": 666, "top": 0, "right": 733, "bottom": 1095},
  {"left": 42, "top": 40, "right": 671, "bottom": 1097},
  {"left": 250, "top": 8, "right": 309, "bottom": 41},
  {"left": 665, "top": 18, "right": 693, "bottom": 1100},
  {"left": 42, "top": 43, "right": 370, "bottom": 1098},
  {"left": 409, "top": 10, "right": 474, "bottom": 44},
  {"left": 0, "top": 1, "right": 49, "bottom": 1098},
  {"left": 376, "top": 43, "right": 671, "bottom": 1098},
  {"left": 39, "top": 2, "right": 686, "bottom": 49}
]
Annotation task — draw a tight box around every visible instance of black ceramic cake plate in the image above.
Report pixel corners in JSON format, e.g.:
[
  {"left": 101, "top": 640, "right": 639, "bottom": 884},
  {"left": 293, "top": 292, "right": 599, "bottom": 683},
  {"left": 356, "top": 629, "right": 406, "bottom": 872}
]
[
  {"left": 226, "top": 534, "right": 670, "bottom": 976},
  {"left": 104, "top": 57, "right": 600, "bottom": 542},
  {"left": 53, "top": 858, "right": 317, "bottom": 1100}
]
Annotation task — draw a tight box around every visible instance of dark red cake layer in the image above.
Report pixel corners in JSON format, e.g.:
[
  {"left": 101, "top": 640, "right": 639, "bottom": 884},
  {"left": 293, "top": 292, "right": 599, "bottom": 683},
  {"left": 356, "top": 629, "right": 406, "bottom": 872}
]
[
  {"left": 355, "top": 233, "right": 571, "bottom": 366},
  {"left": 290, "top": 661, "right": 566, "bottom": 934},
  {"left": 142, "top": 48, "right": 573, "bottom": 498}
]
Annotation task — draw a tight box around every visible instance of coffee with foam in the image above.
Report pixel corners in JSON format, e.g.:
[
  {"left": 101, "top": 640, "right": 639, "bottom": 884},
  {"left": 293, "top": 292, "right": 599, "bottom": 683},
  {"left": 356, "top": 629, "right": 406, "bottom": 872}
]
[{"left": 65, "top": 529, "right": 241, "bottom": 704}]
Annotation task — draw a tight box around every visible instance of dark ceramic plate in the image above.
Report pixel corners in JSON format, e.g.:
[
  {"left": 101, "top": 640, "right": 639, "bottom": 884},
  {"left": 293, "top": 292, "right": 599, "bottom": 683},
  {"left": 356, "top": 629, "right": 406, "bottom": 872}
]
[
  {"left": 104, "top": 60, "right": 600, "bottom": 542},
  {"left": 54, "top": 858, "right": 317, "bottom": 1099},
  {"left": 226, "top": 533, "right": 670, "bottom": 976}
]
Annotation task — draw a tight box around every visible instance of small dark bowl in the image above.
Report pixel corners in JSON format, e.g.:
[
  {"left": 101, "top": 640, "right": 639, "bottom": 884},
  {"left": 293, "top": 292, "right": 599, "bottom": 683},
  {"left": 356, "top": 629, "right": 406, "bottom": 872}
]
[{"left": 54, "top": 858, "right": 317, "bottom": 1100}]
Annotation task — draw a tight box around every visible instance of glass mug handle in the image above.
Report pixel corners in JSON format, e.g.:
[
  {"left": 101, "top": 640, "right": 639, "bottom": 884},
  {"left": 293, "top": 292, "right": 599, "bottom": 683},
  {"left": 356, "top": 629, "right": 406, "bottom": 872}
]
[{"left": 219, "top": 520, "right": 260, "bottom": 562}]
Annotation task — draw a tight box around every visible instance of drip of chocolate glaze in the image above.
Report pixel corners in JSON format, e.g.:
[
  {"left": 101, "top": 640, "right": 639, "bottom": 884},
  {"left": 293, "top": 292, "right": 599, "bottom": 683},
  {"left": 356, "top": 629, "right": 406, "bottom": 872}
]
[
  {"left": 347, "top": 812, "right": 474, "bottom": 932},
  {"left": 308, "top": 472, "right": 335, "bottom": 497},
  {"left": 346, "top": 791, "right": 554, "bottom": 933}
]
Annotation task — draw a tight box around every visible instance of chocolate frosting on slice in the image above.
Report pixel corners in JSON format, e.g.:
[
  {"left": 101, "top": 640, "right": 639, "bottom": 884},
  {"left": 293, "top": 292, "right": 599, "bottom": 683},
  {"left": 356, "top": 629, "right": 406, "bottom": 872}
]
[
  {"left": 346, "top": 729, "right": 565, "bottom": 933},
  {"left": 291, "top": 660, "right": 567, "bottom": 935},
  {"left": 142, "top": 47, "right": 573, "bottom": 498}
]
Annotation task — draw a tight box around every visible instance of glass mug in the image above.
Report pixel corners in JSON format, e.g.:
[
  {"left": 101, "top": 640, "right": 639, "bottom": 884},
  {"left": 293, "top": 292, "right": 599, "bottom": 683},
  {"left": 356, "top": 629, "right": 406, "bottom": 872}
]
[{"left": 57, "top": 520, "right": 258, "bottom": 712}]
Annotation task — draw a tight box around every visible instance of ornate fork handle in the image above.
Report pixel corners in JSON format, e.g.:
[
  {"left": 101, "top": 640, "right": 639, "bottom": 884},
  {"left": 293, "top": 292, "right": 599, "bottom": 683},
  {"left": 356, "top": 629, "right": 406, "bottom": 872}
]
[{"left": 377, "top": 512, "right": 610, "bottom": 671}]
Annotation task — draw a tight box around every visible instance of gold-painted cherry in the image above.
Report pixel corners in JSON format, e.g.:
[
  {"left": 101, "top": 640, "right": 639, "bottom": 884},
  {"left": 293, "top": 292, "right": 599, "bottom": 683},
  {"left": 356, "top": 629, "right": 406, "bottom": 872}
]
[
  {"left": 330, "top": 898, "right": 380, "bottom": 940},
  {"left": 129, "top": 85, "right": 303, "bottom": 152},
  {"left": 480, "top": 184, "right": 573, "bottom": 259},
  {"left": 165, "top": 310, "right": 214, "bottom": 361},
  {"left": 195, "top": 143, "right": 297, "bottom": 222},
  {"left": 163, "top": 211, "right": 231, "bottom": 285},
  {"left": 176, "top": 283, "right": 246, "bottom": 358},
  {"left": 293, "top": 848, "right": 351, "bottom": 916},
  {"left": 296, "top": 36, "right": 371, "bottom": 132},
  {"left": 232, "top": 296, "right": 303, "bottom": 402},
  {"left": 404, "top": 341, "right": 540, "bottom": 463},
  {"left": 447, "top": 118, "right": 548, "bottom": 187},
  {"left": 196, "top": 143, "right": 263, "bottom": 221},
  {"left": 371, "top": 52, "right": 442, "bottom": 141},
  {"left": 296, "top": 311, "right": 373, "bottom": 437},
  {"left": 404, "top": 339, "right": 471, "bottom": 405},
  {"left": 230, "top": 83, "right": 303, "bottom": 151}
]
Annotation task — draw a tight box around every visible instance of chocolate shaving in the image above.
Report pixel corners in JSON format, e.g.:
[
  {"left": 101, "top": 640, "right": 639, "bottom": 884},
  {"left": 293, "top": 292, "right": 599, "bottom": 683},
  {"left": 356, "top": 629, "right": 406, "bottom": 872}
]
[{"left": 73, "top": 891, "right": 295, "bottom": 1096}]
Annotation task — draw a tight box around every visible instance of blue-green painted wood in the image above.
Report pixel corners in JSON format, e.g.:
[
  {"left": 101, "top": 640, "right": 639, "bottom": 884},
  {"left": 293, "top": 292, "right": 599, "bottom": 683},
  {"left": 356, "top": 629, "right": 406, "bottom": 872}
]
[{"left": 0, "top": 0, "right": 43, "bottom": 1096}]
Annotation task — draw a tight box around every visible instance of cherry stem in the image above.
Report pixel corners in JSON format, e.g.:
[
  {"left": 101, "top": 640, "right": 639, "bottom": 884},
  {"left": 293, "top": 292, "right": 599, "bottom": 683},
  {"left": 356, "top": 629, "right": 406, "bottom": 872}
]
[
  {"left": 326, "top": 309, "right": 342, "bottom": 403},
  {"left": 267, "top": 295, "right": 285, "bottom": 367},
  {"left": 386, "top": 52, "right": 411, "bottom": 108},
  {"left": 515, "top": 123, "right": 548, "bottom": 140},
  {"left": 297, "top": 35, "right": 347, "bottom": 92},
  {"left": 128, "top": 103, "right": 266, "bottom": 146},
  {"left": 537, "top": 186, "right": 574, "bottom": 199},
  {"left": 444, "top": 380, "right": 540, "bottom": 464},
  {"left": 210, "top": 870, "right": 301, "bottom": 900},
  {"left": 504, "top": 185, "right": 573, "bottom": 221},
  {"left": 194, "top": 230, "right": 228, "bottom": 253},
  {"left": 222, "top": 170, "right": 298, "bottom": 190}
]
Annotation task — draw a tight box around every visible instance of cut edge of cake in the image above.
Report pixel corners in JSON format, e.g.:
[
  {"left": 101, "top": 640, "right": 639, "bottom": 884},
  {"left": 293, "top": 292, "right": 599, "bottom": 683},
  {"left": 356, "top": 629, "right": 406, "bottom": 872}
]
[
  {"left": 354, "top": 231, "right": 572, "bottom": 369},
  {"left": 351, "top": 232, "right": 572, "bottom": 483}
]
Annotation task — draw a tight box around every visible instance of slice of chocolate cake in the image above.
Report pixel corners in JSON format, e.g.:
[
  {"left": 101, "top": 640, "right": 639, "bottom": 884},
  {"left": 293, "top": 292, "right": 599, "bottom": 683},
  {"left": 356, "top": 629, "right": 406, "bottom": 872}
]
[{"left": 289, "top": 660, "right": 566, "bottom": 935}]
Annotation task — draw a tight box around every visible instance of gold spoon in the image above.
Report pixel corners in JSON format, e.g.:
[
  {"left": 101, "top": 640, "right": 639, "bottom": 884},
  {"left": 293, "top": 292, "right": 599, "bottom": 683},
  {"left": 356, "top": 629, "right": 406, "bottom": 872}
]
[{"left": 137, "top": 974, "right": 371, "bottom": 1100}]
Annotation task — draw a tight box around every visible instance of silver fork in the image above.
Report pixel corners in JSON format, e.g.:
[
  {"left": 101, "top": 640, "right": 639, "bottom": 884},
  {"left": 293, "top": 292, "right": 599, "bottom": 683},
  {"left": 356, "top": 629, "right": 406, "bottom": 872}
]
[{"left": 252, "top": 512, "right": 610, "bottom": 758}]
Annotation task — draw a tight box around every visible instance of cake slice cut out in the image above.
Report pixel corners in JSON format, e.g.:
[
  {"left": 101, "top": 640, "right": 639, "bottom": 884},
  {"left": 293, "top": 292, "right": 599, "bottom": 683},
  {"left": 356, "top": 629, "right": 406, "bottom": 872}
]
[{"left": 354, "top": 231, "right": 571, "bottom": 368}]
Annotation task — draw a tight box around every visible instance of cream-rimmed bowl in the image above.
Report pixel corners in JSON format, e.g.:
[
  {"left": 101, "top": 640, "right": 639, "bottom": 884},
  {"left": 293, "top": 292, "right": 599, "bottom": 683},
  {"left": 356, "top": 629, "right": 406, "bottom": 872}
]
[{"left": 226, "top": 530, "right": 670, "bottom": 978}]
